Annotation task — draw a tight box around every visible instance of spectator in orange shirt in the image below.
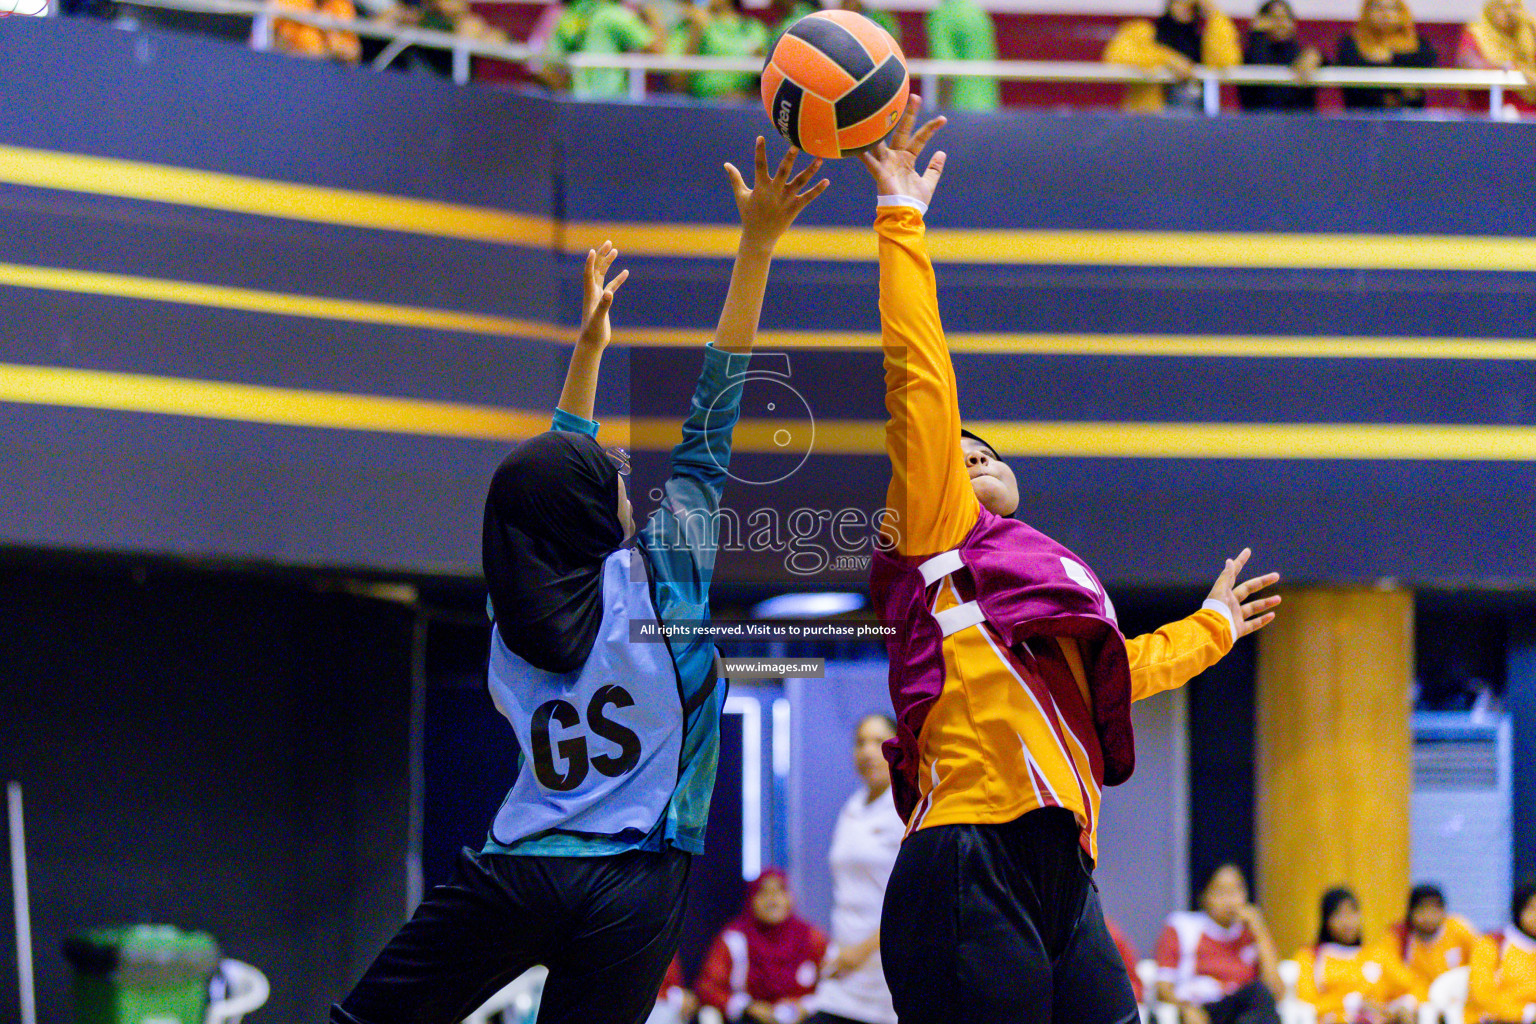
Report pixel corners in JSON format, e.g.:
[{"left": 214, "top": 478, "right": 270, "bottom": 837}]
[
  {"left": 272, "top": 0, "right": 362, "bottom": 61},
  {"left": 1386, "top": 884, "right": 1481, "bottom": 1001},
  {"left": 1467, "top": 880, "right": 1536, "bottom": 1024},
  {"left": 697, "top": 869, "right": 827, "bottom": 1024},
  {"left": 1155, "top": 864, "right": 1283, "bottom": 1024},
  {"left": 1293, "top": 887, "right": 1415, "bottom": 1024}
]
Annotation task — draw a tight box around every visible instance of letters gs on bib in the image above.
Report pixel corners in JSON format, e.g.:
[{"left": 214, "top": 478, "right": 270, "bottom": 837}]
[{"left": 529, "top": 684, "right": 643, "bottom": 791}]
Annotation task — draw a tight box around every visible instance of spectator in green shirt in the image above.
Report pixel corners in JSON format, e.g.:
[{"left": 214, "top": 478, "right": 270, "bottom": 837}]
[
  {"left": 542, "top": 0, "right": 667, "bottom": 98},
  {"left": 926, "top": 0, "right": 999, "bottom": 110},
  {"left": 668, "top": 0, "right": 770, "bottom": 99}
]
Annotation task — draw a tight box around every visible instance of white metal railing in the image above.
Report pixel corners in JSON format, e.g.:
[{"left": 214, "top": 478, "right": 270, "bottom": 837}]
[{"left": 65, "top": 0, "right": 1534, "bottom": 113}]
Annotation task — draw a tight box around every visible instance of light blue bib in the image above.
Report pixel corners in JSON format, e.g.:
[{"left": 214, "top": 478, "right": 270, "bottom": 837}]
[{"left": 487, "top": 547, "right": 685, "bottom": 846}]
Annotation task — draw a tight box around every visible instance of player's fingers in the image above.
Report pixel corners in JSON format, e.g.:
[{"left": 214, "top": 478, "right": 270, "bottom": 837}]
[
  {"left": 794, "top": 178, "right": 831, "bottom": 206},
  {"left": 754, "top": 135, "right": 770, "bottom": 184},
  {"left": 860, "top": 149, "right": 882, "bottom": 175},
  {"left": 723, "top": 162, "right": 748, "bottom": 196},
  {"left": 909, "top": 115, "right": 947, "bottom": 155},
  {"left": 788, "top": 155, "right": 823, "bottom": 191},
  {"left": 605, "top": 267, "right": 629, "bottom": 297},
  {"left": 1234, "top": 571, "right": 1280, "bottom": 600},
  {"left": 775, "top": 145, "right": 799, "bottom": 182},
  {"left": 598, "top": 246, "right": 619, "bottom": 274},
  {"left": 891, "top": 94, "right": 920, "bottom": 149},
  {"left": 1241, "top": 595, "right": 1281, "bottom": 620},
  {"left": 899, "top": 103, "right": 921, "bottom": 149},
  {"left": 1240, "top": 611, "right": 1278, "bottom": 637},
  {"left": 921, "top": 150, "right": 947, "bottom": 188},
  {"left": 1231, "top": 547, "right": 1253, "bottom": 576}
]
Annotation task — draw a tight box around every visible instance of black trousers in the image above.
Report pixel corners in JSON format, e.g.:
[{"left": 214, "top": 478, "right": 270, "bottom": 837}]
[
  {"left": 332, "top": 846, "right": 690, "bottom": 1024},
  {"left": 1202, "top": 981, "right": 1281, "bottom": 1024},
  {"left": 880, "top": 808, "right": 1139, "bottom": 1024}
]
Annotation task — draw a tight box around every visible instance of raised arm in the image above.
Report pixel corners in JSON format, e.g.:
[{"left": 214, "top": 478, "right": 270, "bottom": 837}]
[
  {"left": 717, "top": 136, "right": 829, "bottom": 354},
  {"left": 555, "top": 241, "right": 628, "bottom": 427},
  {"left": 1127, "top": 548, "right": 1281, "bottom": 701},
  {"left": 641, "top": 140, "right": 828, "bottom": 574},
  {"left": 859, "top": 98, "right": 977, "bottom": 557}
]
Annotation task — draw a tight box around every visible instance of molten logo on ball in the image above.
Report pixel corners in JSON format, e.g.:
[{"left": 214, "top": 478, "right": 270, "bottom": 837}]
[{"left": 760, "top": 10, "right": 909, "bottom": 160}]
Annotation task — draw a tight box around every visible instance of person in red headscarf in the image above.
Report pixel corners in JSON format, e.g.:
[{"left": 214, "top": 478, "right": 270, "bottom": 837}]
[{"left": 697, "top": 870, "right": 828, "bottom": 1024}]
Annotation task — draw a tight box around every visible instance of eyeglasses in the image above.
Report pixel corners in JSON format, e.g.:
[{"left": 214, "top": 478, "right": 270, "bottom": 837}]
[{"left": 605, "top": 446, "right": 632, "bottom": 477}]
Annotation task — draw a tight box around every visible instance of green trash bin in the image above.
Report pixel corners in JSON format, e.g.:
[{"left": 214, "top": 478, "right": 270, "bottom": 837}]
[{"left": 63, "top": 925, "right": 221, "bottom": 1024}]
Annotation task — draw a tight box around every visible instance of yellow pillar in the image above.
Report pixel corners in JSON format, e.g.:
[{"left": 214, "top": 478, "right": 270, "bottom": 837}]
[{"left": 1255, "top": 587, "right": 1414, "bottom": 957}]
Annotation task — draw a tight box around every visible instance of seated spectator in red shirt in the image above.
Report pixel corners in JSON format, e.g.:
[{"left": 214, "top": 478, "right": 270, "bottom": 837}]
[
  {"left": 697, "top": 869, "right": 827, "bottom": 1024},
  {"left": 1155, "top": 863, "right": 1284, "bottom": 1024},
  {"left": 1107, "top": 916, "right": 1145, "bottom": 1002}
]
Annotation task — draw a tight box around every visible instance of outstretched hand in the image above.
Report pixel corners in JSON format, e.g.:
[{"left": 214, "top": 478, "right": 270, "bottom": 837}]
[
  {"left": 1206, "top": 548, "right": 1281, "bottom": 640},
  {"left": 724, "top": 137, "right": 830, "bottom": 251},
  {"left": 858, "top": 94, "right": 947, "bottom": 206},
  {"left": 577, "top": 240, "right": 628, "bottom": 349}
]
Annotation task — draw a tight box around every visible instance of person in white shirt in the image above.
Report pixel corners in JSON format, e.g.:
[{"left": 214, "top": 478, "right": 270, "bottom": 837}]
[{"left": 806, "top": 714, "right": 903, "bottom": 1024}]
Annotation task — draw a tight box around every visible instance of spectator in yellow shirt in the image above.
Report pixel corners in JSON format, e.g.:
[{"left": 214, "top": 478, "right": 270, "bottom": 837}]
[
  {"left": 1294, "top": 887, "right": 1416, "bottom": 1024},
  {"left": 1103, "top": 0, "right": 1241, "bottom": 112},
  {"left": 1468, "top": 881, "right": 1536, "bottom": 1024},
  {"left": 1386, "top": 884, "right": 1481, "bottom": 1001}
]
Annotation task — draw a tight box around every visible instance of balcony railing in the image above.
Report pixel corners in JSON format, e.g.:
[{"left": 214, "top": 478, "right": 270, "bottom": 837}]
[{"left": 37, "top": 0, "right": 1534, "bottom": 115}]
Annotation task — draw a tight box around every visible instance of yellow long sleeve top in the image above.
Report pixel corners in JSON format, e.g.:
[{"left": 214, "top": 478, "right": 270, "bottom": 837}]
[
  {"left": 876, "top": 202, "right": 1233, "bottom": 860},
  {"left": 1103, "top": 11, "right": 1242, "bottom": 112},
  {"left": 1294, "top": 943, "right": 1418, "bottom": 1019},
  {"left": 1468, "top": 927, "right": 1536, "bottom": 1024},
  {"left": 1388, "top": 916, "right": 1482, "bottom": 1000}
]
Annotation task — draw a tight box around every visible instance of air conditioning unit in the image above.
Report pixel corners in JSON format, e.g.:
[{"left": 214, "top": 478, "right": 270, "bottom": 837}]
[{"left": 1410, "top": 713, "right": 1512, "bottom": 932}]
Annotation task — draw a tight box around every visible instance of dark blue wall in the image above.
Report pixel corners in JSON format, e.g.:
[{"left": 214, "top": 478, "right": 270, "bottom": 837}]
[{"left": 3, "top": 17, "right": 1535, "bottom": 588}]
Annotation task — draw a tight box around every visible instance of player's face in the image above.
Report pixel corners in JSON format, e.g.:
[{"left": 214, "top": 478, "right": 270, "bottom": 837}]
[
  {"left": 1168, "top": 0, "right": 1199, "bottom": 21},
  {"left": 1201, "top": 866, "right": 1248, "bottom": 927},
  {"left": 1520, "top": 895, "right": 1536, "bottom": 938},
  {"left": 753, "top": 876, "right": 793, "bottom": 925},
  {"left": 1489, "top": 0, "right": 1519, "bottom": 31},
  {"left": 961, "top": 437, "right": 1020, "bottom": 517},
  {"left": 1327, "top": 898, "right": 1362, "bottom": 945},
  {"left": 616, "top": 475, "right": 635, "bottom": 541},
  {"left": 854, "top": 717, "right": 895, "bottom": 791},
  {"left": 1409, "top": 899, "right": 1444, "bottom": 936}
]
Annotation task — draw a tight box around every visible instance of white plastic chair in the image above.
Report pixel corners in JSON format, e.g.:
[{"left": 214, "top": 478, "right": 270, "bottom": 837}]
[
  {"left": 205, "top": 960, "right": 269, "bottom": 1024},
  {"left": 461, "top": 966, "right": 547, "bottom": 1024},
  {"left": 1134, "top": 959, "right": 1161, "bottom": 1024},
  {"left": 1416, "top": 966, "right": 1471, "bottom": 1024},
  {"left": 1277, "top": 959, "right": 1318, "bottom": 1024}
]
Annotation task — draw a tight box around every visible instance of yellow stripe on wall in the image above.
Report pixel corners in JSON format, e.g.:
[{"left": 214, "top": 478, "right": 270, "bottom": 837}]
[
  {"left": 0, "top": 363, "right": 554, "bottom": 441},
  {"left": 0, "top": 263, "right": 563, "bottom": 340},
  {"left": 5, "top": 363, "right": 1536, "bottom": 461},
  {"left": 6, "top": 261, "right": 1536, "bottom": 363},
  {"left": 7, "top": 145, "right": 1536, "bottom": 272},
  {"left": 0, "top": 145, "right": 551, "bottom": 248}
]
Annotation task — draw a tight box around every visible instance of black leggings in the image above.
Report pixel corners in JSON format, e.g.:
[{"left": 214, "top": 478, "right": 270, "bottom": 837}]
[
  {"left": 1201, "top": 981, "right": 1281, "bottom": 1024},
  {"left": 332, "top": 846, "right": 690, "bottom": 1024},
  {"left": 880, "top": 808, "right": 1139, "bottom": 1024}
]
